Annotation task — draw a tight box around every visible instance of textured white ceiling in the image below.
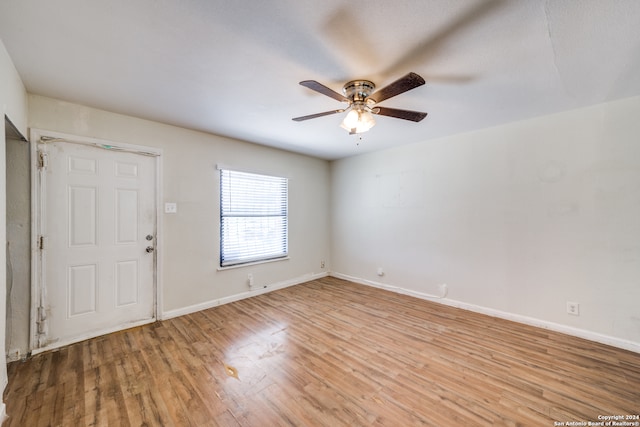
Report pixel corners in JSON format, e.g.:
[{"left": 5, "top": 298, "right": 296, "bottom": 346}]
[{"left": 1, "top": 0, "right": 640, "bottom": 159}]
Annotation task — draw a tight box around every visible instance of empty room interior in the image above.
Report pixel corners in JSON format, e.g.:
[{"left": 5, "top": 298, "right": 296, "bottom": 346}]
[{"left": 1, "top": 0, "right": 640, "bottom": 425}]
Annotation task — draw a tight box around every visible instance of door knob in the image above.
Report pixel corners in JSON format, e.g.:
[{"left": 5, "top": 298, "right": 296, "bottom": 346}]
[
  {"left": 146, "top": 246, "right": 155, "bottom": 253},
  {"left": 146, "top": 234, "right": 154, "bottom": 241}
]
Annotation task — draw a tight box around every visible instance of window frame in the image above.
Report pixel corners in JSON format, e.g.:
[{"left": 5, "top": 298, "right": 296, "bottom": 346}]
[{"left": 218, "top": 167, "right": 289, "bottom": 268}]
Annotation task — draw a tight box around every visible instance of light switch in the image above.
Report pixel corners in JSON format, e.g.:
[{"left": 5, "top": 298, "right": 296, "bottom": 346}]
[{"left": 164, "top": 202, "right": 177, "bottom": 214}]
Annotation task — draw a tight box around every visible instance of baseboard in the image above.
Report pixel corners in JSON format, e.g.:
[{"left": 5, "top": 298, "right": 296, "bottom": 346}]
[
  {"left": 330, "top": 272, "right": 449, "bottom": 300},
  {"left": 161, "top": 272, "right": 329, "bottom": 320},
  {"left": 0, "top": 402, "right": 6, "bottom": 424},
  {"left": 330, "top": 272, "right": 640, "bottom": 354},
  {"left": 6, "top": 348, "right": 26, "bottom": 363}
]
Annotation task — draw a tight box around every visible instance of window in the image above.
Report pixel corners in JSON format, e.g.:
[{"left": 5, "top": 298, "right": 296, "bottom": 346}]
[{"left": 220, "top": 169, "right": 288, "bottom": 267}]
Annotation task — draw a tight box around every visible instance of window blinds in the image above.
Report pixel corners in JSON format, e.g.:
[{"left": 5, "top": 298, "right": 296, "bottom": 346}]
[{"left": 220, "top": 169, "right": 288, "bottom": 267}]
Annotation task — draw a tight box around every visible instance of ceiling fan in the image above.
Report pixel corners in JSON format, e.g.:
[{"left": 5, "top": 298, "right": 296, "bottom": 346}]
[{"left": 292, "top": 72, "right": 427, "bottom": 134}]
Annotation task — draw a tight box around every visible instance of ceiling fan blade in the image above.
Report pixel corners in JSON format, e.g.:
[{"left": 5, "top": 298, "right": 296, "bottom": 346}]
[
  {"left": 299, "top": 80, "right": 349, "bottom": 102},
  {"left": 292, "top": 109, "right": 345, "bottom": 122},
  {"left": 368, "top": 72, "right": 426, "bottom": 104},
  {"left": 373, "top": 107, "right": 428, "bottom": 122}
]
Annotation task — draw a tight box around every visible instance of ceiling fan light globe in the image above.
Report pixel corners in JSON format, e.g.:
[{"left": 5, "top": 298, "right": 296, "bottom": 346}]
[
  {"left": 358, "top": 110, "right": 376, "bottom": 131},
  {"left": 340, "top": 109, "right": 376, "bottom": 134},
  {"left": 340, "top": 109, "right": 360, "bottom": 129}
]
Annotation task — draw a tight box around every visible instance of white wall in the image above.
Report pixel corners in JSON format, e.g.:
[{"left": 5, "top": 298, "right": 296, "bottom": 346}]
[
  {"left": 331, "top": 96, "right": 640, "bottom": 349},
  {"left": 6, "top": 137, "right": 30, "bottom": 360},
  {"left": 28, "top": 95, "right": 331, "bottom": 317},
  {"left": 0, "top": 42, "right": 27, "bottom": 137},
  {"left": 0, "top": 39, "right": 28, "bottom": 419}
]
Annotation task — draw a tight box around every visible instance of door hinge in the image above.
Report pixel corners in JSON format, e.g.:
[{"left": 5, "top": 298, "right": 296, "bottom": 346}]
[
  {"left": 38, "top": 235, "right": 47, "bottom": 250},
  {"left": 37, "top": 306, "right": 47, "bottom": 334},
  {"left": 38, "top": 306, "right": 47, "bottom": 322},
  {"left": 38, "top": 151, "right": 48, "bottom": 169}
]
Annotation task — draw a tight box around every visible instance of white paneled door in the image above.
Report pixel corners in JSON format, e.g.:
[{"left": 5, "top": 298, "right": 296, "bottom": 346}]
[{"left": 36, "top": 137, "right": 157, "bottom": 349}]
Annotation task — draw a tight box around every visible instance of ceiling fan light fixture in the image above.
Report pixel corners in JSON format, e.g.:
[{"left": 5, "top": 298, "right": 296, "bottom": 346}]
[
  {"left": 340, "top": 107, "right": 376, "bottom": 134},
  {"left": 293, "top": 73, "right": 427, "bottom": 134}
]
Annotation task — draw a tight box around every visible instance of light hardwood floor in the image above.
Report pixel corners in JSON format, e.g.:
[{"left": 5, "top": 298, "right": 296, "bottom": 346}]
[{"left": 4, "top": 277, "right": 640, "bottom": 426}]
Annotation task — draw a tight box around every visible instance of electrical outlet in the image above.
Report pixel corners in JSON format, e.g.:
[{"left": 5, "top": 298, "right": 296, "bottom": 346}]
[
  {"left": 164, "top": 202, "right": 177, "bottom": 214},
  {"left": 320, "top": 260, "right": 325, "bottom": 269},
  {"left": 566, "top": 301, "right": 580, "bottom": 316}
]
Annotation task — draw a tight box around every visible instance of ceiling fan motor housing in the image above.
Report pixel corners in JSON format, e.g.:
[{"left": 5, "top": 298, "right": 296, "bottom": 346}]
[{"left": 343, "top": 80, "right": 375, "bottom": 102}]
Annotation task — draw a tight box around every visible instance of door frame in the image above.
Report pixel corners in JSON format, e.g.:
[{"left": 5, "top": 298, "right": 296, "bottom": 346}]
[{"left": 29, "top": 128, "right": 164, "bottom": 354}]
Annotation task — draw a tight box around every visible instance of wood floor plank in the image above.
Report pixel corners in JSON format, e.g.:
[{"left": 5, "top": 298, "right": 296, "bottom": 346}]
[{"left": 4, "top": 277, "right": 639, "bottom": 426}]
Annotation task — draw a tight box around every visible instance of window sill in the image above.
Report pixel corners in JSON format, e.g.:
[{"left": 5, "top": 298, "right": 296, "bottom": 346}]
[{"left": 217, "top": 256, "right": 290, "bottom": 271}]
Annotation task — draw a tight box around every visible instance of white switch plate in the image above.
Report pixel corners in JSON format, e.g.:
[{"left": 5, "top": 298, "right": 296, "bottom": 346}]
[{"left": 165, "top": 202, "right": 177, "bottom": 214}]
